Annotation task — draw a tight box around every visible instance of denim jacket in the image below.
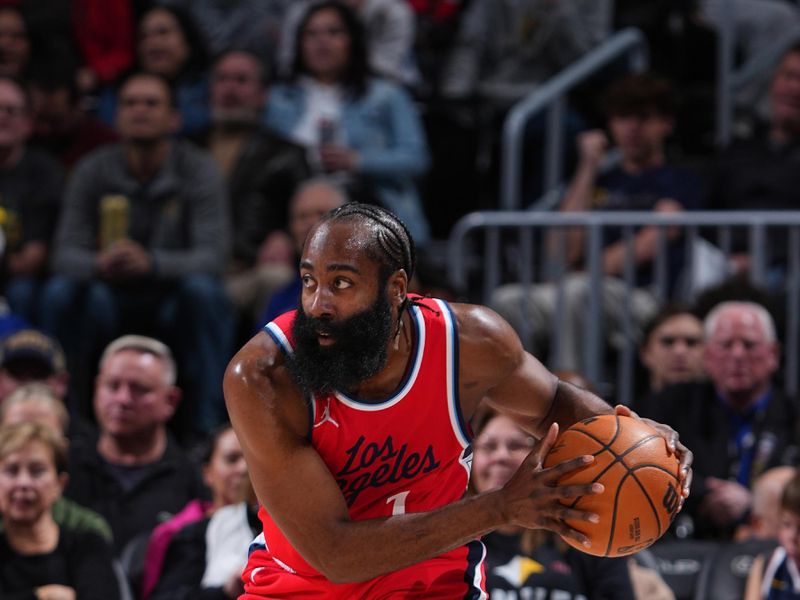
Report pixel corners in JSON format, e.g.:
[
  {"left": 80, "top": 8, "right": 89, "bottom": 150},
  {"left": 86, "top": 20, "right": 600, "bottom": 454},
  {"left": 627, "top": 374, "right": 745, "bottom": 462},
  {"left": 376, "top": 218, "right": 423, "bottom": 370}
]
[{"left": 265, "top": 78, "right": 431, "bottom": 244}]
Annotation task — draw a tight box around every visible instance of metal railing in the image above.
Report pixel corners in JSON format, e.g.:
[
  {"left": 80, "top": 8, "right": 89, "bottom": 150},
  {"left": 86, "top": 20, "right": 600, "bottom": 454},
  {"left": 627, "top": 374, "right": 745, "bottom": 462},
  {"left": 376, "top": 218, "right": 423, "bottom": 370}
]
[
  {"left": 447, "top": 211, "right": 800, "bottom": 404},
  {"left": 715, "top": 4, "right": 800, "bottom": 145},
  {"left": 500, "top": 28, "right": 648, "bottom": 210}
]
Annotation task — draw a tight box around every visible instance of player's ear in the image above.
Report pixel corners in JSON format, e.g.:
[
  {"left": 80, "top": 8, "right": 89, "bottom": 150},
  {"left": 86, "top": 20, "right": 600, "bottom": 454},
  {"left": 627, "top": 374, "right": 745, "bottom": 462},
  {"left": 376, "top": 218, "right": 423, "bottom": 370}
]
[{"left": 388, "top": 269, "right": 408, "bottom": 306}]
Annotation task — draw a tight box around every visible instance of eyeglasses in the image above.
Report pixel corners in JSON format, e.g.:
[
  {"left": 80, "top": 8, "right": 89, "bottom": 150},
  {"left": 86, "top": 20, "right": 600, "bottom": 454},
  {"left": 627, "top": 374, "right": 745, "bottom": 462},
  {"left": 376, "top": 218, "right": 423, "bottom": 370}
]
[
  {"left": 473, "top": 437, "right": 535, "bottom": 456},
  {"left": 657, "top": 335, "right": 702, "bottom": 348}
]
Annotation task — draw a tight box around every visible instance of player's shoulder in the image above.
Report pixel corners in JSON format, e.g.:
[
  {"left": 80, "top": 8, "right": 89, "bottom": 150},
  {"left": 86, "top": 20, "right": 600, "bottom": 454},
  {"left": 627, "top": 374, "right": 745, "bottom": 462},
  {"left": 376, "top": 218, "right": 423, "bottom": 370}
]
[
  {"left": 448, "top": 301, "right": 523, "bottom": 362},
  {"left": 225, "top": 329, "right": 288, "bottom": 388},
  {"left": 224, "top": 330, "right": 309, "bottom": 434}
]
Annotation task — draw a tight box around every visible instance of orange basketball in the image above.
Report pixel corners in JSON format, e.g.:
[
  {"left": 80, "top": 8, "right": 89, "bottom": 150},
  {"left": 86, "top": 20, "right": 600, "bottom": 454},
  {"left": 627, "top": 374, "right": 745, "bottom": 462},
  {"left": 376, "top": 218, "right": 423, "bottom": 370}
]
[{"left": 542, "top": 414, "right": 681, "bottom": 557}]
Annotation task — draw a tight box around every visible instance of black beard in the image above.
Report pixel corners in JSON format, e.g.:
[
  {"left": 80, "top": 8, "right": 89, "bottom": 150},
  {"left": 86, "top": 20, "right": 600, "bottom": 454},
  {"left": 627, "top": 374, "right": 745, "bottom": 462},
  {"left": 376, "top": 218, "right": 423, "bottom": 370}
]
[{"left": 288, "top": 289, "right": 395, "bottom": 397}]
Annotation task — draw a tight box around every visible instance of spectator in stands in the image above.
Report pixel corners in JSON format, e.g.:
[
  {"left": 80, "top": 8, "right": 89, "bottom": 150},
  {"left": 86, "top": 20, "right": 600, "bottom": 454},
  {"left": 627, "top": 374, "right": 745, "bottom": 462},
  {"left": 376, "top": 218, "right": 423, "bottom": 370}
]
[
  {"left": 635, "top": 304, "right": 706, "bottom": 415},
  {"left": 440, "top": 0, "right": 611, "bottom": 105},
  {"left": 491, "top": 74, "right": 702, "bottom": 374},
  {"left": 644, "top": 301, "right": 799, "bottom": 539},
  {"left": 0, "top": 383, "right": 114, "bottom": 544},
  {"left": 0, "top": 329, "right": 69, "bottom": 404},
  {"left": 63, "top": 335, "right": 205, "bottom": 554},
  {"left": 259, "top": 177, "right": 349, "bottom": 325},
  {"left": 0, "top": 7, "right": 30, "bottom": 79},
  {"left": 0, "top": 422, "right": 120, "bottom": 598},
  {"left": 0, "top": 328, "right": 103, "bottom": 449},
  {"left": 0, "top": 76, "right": 64, "bottom": 326},
  {"left": 71, "top": 0, "right": 135, "bottom": 95},
  {"left": 280, "top": 0, "right": 420, "bottom": 86},
  {"left": 640, "top": 304, "right": 705, "bottom": 394},
  {"left": 737, "top": 466, "right": 797, "bottom": 542},
  {"left": 144, "top": 424, "right": 254, "bottom": 600},
  {"left": 707, "top": 43, "right": 800, "bottom": 286},
  {"left": 265, "top": 0, "right": 432, "bottom": 245},
  {"left": 97, "top": 5, "right": 210, "bottom": 135},
  {"left": 42, "top": 71, "right": 231, "bottom": 433},
  {"left": 697, "top": 0, "right": 800, "bottom": 109},
  {"left": 471, "top": 405, "right": 636, "bottom": 599},
  {"left": 28, "top": 63, "right": 118, "bottom": 170},
  {"left": 195, "top": 49, "right": 310, "bottom": 331},
  {"left": 160, "top": 0, "right": 290, "bottom": 65},
  {"left": 745, "top": 471, "right": 800, "bottom": 599}
]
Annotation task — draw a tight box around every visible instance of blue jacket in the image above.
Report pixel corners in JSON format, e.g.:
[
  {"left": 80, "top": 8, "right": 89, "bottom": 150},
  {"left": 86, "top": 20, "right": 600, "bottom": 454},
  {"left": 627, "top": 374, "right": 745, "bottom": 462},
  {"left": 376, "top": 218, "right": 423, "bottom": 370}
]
[{"left": 265, "top": 78, "right": 431, "bottom": 244}]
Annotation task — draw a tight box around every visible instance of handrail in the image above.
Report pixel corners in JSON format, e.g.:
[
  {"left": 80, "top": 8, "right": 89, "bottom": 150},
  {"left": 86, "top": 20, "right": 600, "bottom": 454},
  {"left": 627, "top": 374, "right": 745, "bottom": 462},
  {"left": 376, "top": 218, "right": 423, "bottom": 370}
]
[
  {"left": 717, "top": 16, "right": 800, "bottom": 146},
  {"left": 448, "top": 210, "right": 800, "bottom": 291},
  {"left": 500, "top": 28, "right": 648, "bottom": 210},
  {"left": 447, "top": 210, "right": 800, "bottom": 399}
]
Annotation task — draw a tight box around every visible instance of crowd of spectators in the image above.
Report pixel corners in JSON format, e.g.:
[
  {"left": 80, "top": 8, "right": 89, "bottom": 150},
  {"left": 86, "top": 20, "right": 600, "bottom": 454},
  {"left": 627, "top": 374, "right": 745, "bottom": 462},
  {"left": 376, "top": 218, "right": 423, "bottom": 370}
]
[{"left": 0, "top": 0, "right": 798, "bottom": 598}]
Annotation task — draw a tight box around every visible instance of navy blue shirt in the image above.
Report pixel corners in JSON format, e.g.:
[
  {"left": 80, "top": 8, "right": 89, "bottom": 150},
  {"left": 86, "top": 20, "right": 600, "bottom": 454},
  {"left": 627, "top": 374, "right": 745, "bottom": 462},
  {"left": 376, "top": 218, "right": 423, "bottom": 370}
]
[{"left": 591, "top": 164, "right": 703, "bottom": 293}]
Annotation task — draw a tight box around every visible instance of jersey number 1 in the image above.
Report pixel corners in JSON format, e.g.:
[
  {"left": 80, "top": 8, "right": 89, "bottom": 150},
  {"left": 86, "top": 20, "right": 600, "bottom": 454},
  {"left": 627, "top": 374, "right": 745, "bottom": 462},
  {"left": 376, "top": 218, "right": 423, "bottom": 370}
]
[{"left": 386, "top": 491, "right": 410, "bottom": 515}]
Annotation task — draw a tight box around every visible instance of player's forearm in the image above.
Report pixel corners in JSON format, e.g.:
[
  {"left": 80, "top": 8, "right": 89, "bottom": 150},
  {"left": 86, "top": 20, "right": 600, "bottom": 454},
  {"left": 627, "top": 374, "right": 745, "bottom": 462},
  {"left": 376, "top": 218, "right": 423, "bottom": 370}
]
[
  {"left": 538, "top": 379, "right": 613, "bottom": 435},
  {"left": 306, "top": 490, "right": 506, "bottom": 583}
]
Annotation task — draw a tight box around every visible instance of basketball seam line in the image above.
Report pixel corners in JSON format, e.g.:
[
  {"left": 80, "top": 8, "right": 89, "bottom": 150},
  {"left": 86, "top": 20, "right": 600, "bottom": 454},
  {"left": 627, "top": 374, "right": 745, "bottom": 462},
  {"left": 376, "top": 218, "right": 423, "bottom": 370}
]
[{"left": 559, "top": 424, "right": 669, "bottom": 555}]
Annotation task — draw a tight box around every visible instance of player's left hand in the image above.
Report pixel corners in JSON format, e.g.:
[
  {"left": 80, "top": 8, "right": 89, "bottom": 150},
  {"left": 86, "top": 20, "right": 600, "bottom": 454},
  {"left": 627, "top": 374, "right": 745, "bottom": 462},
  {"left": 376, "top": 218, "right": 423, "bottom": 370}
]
[{"left": 615, "top": 405, "right": 693, "bottom": 505}]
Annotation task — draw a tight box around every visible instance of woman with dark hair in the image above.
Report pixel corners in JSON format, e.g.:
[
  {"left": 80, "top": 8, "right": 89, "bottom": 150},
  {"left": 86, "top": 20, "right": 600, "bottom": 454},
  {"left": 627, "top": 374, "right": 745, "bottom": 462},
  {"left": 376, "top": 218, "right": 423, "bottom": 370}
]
[
  {"left": 145, "top": 424, "right": 257, "bottom": 600},
  {"left": 140, "top": 424, "right": 249, "bottom": 599},
  {"left": 96, "top": 5, "right": 211, "bottom": 134},
  {"left": 265, "top": 0, "right": 432, "bottom": 245},
  {"left": 471, "top": 406, "right": 637, "bottom": 600}
]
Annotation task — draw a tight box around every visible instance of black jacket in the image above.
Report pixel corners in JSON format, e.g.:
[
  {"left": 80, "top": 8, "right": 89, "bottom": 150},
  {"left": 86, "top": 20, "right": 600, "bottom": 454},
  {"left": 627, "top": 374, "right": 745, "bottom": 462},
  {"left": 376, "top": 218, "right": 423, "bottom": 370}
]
[
  {"left": 643, "top": 381, "right": 800, "bottom": 537},
  {"left": 64, "top": 432, "right": 206, "bottom": 553},
  {"left": 193, "top": 126, "right": 310, "bottom": 266}
]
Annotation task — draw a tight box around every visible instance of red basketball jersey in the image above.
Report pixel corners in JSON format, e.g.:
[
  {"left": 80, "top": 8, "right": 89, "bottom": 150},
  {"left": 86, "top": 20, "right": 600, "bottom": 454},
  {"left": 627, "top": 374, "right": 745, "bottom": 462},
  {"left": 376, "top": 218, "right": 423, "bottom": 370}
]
[{"left": 245, "top": 296, "right": 485, "bottom": 597}]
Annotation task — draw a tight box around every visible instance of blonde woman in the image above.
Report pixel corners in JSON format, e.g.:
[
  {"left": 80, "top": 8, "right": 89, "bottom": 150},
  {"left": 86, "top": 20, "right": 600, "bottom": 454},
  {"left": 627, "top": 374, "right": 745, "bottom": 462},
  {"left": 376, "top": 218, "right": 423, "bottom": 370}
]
[{"left": 0, "top": 422, "right": 119, "bottom": 599}]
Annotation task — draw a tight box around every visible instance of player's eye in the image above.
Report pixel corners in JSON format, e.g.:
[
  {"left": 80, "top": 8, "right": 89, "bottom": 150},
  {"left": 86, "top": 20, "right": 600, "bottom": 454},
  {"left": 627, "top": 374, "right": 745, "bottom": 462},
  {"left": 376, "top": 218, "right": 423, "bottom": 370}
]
[
  {"left": 333, "top": 278, "right": 352, "bottom": 289},
  {"left": 301, "top": 274, "right": 315, "bottom": 288}
]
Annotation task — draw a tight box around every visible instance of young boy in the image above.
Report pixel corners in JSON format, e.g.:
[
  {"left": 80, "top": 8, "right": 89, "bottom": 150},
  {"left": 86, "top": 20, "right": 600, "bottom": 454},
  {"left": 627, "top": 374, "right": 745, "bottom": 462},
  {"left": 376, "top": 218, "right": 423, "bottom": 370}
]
[{"left": 746, "top": 472, "right": 800, "bottom": 598}]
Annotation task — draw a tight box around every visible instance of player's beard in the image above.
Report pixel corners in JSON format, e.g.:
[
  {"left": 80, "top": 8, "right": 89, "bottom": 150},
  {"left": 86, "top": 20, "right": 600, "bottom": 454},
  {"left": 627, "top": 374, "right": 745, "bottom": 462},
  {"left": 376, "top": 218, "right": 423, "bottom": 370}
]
[{"left": 288, "top": 287, "right": 395, "bottom": 397}]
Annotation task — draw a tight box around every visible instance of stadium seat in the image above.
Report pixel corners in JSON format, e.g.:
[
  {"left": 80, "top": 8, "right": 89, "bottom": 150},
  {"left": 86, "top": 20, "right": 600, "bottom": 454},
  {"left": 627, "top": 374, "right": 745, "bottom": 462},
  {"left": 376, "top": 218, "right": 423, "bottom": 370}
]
[
  {"left": 636, "top": 540, "right": 719, "bottom": 600},
  {"left": 694, "top": 538, "right": 778, "bottom": 600}
]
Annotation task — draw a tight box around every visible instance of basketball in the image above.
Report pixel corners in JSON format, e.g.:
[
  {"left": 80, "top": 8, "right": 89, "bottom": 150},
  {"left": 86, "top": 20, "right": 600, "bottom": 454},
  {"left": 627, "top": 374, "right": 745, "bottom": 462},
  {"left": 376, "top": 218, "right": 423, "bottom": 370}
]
[{"left": 542, "top": 414, "right": 681, "bottom": 558}]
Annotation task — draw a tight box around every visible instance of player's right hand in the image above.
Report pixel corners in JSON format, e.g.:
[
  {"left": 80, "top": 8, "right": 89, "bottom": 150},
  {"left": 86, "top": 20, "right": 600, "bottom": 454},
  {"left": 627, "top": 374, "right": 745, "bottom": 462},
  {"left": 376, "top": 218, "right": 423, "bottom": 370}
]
[{"left": 499, "top": 422, "right": 603, "bottom": 548}]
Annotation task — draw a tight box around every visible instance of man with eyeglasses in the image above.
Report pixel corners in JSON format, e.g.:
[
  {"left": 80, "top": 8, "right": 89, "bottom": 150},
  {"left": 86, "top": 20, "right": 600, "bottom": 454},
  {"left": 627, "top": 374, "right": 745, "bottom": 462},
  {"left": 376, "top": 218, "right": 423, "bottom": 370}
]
[{"left": 643, "top": 301, "right": 799, "bottom": 540}]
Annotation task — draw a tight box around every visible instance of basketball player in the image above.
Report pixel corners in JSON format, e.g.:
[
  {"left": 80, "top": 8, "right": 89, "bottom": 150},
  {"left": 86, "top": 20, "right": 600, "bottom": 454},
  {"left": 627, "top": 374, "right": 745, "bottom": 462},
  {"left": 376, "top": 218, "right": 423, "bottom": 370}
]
[{"left": 224, "top": 203, "right": 693, "bottom": 598}]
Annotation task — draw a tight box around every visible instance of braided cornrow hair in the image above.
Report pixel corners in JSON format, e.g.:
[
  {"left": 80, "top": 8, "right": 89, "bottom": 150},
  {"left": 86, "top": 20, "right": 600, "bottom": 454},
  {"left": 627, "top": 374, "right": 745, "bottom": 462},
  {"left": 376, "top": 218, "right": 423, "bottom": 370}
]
[{"left": 322, "top": 202, "right": 422, "bottom": 317}]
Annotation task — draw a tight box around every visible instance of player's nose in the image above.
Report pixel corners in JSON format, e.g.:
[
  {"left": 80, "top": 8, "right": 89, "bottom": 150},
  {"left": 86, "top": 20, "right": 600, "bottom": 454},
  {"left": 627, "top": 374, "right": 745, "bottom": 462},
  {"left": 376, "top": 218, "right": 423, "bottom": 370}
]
[{"left": 306, "top": 286, "right": 335, "bottom": 320}]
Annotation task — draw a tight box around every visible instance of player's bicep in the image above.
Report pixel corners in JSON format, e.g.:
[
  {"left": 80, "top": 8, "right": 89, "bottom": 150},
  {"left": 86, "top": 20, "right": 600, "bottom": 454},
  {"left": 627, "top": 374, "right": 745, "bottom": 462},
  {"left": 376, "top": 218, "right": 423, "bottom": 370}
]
[{"left": 455, "top": 303, "right": 557, "bottom": 427}]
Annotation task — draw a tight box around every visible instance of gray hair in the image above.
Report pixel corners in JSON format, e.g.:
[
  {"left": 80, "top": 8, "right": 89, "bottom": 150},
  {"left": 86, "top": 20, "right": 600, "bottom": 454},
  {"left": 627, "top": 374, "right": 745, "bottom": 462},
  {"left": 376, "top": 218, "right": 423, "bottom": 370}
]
[
  {"left": 0, "top": 383, "right": 69, "bottom": 432},
  {"left": 99, "top": 335, "right": 177, "bottom": 386},
  {"left": 704, "top": 301, "right": 777, "bottom": 343}
]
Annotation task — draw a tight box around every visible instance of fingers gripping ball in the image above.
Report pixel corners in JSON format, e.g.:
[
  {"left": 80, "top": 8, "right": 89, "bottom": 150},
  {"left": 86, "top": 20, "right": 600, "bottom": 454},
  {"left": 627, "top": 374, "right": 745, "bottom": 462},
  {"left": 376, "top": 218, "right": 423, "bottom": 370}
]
[{"left": 543, "top": 415, "right": 681, "bottom": 557}]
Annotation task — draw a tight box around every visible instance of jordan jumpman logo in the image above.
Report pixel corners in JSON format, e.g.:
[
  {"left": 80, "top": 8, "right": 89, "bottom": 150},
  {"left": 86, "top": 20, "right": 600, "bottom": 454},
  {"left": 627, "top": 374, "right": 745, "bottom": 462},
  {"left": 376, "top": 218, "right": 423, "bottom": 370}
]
[{"left": 314, "top": 399, "right": 339, "bottom": 428}]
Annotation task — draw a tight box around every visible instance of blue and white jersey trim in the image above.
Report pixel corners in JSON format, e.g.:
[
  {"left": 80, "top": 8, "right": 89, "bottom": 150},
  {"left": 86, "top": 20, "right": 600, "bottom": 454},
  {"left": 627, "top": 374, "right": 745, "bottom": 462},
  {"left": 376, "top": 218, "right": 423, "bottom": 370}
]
[{"left": 264, "top": 322, "right": 294, "bottom": 356}]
